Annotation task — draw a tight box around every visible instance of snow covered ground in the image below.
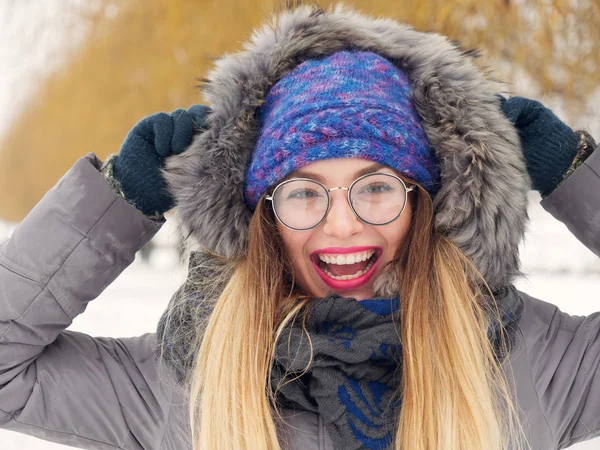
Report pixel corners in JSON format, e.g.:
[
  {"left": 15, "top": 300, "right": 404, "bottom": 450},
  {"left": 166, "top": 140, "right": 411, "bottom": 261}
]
[{"left": 1, "top": 194, "right": 599, "bottom": 449}]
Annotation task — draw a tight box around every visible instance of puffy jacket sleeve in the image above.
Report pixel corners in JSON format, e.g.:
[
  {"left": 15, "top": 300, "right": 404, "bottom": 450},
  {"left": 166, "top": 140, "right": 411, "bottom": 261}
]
[
  {"left": 518, "top": 293, "right": 600, "bottom": 449},
  {"left": 541, "top": 145, "right": 600, "bottom": 256},
  {"left": 521, "top": 145, "right": 600, "bottom": 448},
  {"left": 0, "top": 154, "right": 174, "bottom": 449}
]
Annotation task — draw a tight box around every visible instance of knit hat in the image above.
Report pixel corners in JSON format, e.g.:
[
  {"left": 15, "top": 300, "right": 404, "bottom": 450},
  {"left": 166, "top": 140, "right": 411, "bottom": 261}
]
[{"left": 244, "top": 50, "right": 441, "bottom": 208}]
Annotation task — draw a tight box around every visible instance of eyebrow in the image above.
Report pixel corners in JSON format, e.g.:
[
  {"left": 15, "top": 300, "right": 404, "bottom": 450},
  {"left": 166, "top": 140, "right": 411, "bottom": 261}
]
[{"left": 292, "top": 162, "right": 387, "bottom": 182}]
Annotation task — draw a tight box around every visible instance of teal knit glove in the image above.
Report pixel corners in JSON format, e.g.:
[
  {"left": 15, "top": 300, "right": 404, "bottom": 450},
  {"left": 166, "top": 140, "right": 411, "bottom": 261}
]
[
  {"left": 109, "top": 105, "right": 210, "bottom": 217},
  {"left": 500, "top": 96, "right": 578, "bottom": 196}
]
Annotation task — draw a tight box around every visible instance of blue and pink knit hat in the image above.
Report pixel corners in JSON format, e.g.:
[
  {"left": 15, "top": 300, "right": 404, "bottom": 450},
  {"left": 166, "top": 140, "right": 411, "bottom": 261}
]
[{"left": 244, "top": 50, "right": 440, "bottom": 208}]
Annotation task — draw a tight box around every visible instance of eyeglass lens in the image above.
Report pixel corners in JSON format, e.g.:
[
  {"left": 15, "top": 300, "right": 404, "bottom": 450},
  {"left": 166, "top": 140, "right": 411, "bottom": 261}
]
[{"left": 272, "top": 173, "right": 408, "bottom": 230}]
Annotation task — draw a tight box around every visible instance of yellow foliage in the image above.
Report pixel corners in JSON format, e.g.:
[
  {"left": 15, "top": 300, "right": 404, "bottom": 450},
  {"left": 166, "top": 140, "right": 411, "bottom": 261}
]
[{"left": 0, "top": 0, "right": 598, "bottom": 220}]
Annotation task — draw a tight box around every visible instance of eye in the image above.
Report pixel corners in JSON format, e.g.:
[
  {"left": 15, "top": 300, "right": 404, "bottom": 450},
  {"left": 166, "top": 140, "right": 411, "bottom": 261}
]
[
  {"left": 358, "top": 182, "right": 395, "bottom": 195},
  {"left": 286, "top": 188, "right": 322, "bottom": 200}
]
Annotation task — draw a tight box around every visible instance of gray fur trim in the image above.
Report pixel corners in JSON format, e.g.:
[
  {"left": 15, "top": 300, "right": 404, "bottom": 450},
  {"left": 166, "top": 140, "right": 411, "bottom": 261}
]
[
  {"left": 165, "top": 4, "right": 529, "bottom": 291},
  {"left": 101, "top": 155, "right": 127, "bottom": 202},
  {"left": 562, "top": 130, "right": 597, "bottom": 182},
  {"left": 156, "top": 251, "right": 233, "bottom": 384}
]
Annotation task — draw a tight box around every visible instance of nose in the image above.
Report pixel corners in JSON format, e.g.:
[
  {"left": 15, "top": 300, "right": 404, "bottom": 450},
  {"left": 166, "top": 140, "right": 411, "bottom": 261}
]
[{"left": 321, "top": 190, "right": 363, "bottom": 239}]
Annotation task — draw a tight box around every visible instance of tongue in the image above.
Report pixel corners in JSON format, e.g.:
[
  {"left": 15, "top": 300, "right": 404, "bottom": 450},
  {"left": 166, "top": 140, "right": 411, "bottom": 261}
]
[{"left": 327, "top": 260, "right": 369, "bottom": 277}]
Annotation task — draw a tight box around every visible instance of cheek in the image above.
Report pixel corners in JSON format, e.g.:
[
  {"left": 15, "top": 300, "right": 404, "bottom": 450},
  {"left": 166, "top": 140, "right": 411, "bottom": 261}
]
[
  {"left": 277, "top": 223, "right": 309, "bottom": 269},
  {"left": 277, "top": 223, "right": 318, "bottom": 293},
  {"left": 381, "top": 203, "right": 413, "bottom": 254}
]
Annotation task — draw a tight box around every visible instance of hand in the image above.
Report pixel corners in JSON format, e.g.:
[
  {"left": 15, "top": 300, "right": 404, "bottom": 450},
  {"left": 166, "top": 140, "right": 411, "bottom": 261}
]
[
  {"left": 499, "top": 95, "right": 578, "bottom": 196},
  {"left": 112, "top": 105, "right": 210, "bottom": 216}
]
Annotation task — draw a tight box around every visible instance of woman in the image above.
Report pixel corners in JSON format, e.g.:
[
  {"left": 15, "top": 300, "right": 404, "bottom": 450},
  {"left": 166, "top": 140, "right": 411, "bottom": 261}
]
[{"left": 1, "top": 4, "right": 599, "bottom": 450}]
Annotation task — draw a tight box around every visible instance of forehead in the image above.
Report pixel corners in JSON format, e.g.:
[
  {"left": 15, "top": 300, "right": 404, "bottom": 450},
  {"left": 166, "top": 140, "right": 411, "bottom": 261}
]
[{"left": 287, "top": 158, "right": 389, "bottom": 183}]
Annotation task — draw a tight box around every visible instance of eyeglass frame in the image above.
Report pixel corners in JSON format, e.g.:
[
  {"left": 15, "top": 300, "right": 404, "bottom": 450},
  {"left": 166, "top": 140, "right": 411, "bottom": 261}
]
[{"left": 265, "top": 172, "right": 416, "bottom": 231}]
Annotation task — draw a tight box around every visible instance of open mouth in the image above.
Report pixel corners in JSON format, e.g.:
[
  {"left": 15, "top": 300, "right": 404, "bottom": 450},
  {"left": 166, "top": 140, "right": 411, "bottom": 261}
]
[{"left": 310, "top": 247, "right": 382, "bottom": 290}]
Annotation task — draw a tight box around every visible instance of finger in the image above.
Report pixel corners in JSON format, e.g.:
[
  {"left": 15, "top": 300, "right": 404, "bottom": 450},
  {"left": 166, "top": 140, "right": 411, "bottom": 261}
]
[
  {"left": 188, "top": 104, "right": 211, "bottom": 130},
  {"left": 170, "top": 108, "right": 185, "bottom": 120},
  {"left": 502, "top": 96, "right": 531, "bottom": 125},
  {"left": 170, "top": 108, "right": 193, "bottom": 153},
  {"left": 171, "top": 110, "right": 194, "bottom": 153},
  {"left": 151, "top": 112, "right": 175, "bottom": 157},
  {"left": 171, "top": 110, "right": 194, "bottom": 154}
]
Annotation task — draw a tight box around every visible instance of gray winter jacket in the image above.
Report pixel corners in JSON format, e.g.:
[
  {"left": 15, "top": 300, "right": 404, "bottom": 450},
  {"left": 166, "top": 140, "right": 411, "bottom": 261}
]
[
  {"left": 0, "top": 148, "right": 598, "bottom": 450},
  {"left": 2, "top": 4, "right": 600, "bottom": 449}
]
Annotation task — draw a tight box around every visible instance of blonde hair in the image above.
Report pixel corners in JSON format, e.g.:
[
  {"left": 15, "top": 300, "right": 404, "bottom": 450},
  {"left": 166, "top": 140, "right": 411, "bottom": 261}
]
[{"left": 186, "top": 182, "right": 525, "bottom": 450}]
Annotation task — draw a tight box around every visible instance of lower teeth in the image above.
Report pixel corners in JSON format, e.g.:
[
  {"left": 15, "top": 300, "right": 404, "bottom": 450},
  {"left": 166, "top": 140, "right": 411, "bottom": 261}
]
[{"left": 323, "top": 259, "right": 375, "bottom": 281}]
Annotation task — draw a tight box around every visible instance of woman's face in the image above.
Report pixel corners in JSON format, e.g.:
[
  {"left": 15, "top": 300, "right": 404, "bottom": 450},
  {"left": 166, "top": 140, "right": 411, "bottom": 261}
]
[{"left": 275, "top": 158, "right": 413, "bottom": 301}]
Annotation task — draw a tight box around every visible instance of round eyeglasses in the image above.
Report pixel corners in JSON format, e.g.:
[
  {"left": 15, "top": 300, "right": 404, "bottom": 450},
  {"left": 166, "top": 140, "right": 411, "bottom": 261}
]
[{"left": 265, "top": 172, "right": 415, "bottom": 231}]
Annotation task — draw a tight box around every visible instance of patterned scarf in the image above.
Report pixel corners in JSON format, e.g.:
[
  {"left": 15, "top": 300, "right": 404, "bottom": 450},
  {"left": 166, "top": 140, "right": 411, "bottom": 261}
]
[
  {"left": 271, "top": 289, "right": 522, "bottom": 450},
  {"left": 271, "top": 295, "right": 403, "bottom": 449}
]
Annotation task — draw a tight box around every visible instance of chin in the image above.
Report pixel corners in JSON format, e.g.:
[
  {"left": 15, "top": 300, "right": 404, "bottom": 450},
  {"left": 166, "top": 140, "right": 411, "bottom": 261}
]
[
  {"left": 310, "top": 282, "right": 375, "bottom": 301},
  {"left": 342, "top": 288, "right": 375, "bottom": 301}
]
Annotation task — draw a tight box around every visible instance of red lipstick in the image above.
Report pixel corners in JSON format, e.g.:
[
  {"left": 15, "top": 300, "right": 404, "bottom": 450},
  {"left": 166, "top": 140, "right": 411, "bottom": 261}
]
[{"left": 310, "top": 246, "right": 382, "bottom": 291}]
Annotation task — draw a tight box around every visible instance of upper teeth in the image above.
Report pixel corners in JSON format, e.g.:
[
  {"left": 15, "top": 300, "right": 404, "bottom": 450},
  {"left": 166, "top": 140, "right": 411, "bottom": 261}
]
[{"left": 318, "top": 250, "right": 375, "bottom": 265}]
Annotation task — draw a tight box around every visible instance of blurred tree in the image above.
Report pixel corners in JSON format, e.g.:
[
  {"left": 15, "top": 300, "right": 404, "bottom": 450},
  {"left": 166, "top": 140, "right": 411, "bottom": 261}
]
[{"left": 0, "top": 0, "right": 598, "bottom": 220}]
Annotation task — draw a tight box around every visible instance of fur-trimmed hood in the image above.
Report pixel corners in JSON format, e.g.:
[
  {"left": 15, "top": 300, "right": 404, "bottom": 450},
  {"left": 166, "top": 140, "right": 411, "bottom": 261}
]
[
  {"left": 158, "top": 3, "right": 530, "bottom": 383},
  {"left": 165, "top": 3, "right": 529, "bottom": 292}
]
